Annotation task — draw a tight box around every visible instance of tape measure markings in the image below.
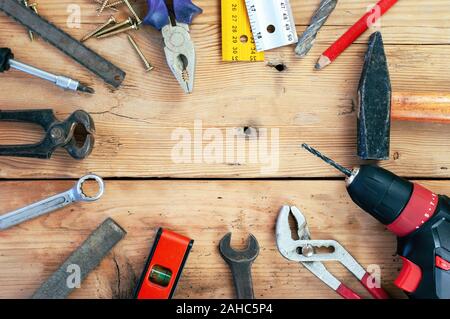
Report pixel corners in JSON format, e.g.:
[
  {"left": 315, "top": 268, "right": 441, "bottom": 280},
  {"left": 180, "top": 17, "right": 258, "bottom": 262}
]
[
  {"left": 222, "top": 0, "right": 264, "bottom": 62},
  {"left": 245, "top": 0, "right": 298, "bottom": 52}
]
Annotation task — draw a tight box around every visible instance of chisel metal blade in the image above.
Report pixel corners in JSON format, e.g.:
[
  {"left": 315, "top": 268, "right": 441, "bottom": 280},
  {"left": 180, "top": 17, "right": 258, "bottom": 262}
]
[{"left": 357, "top": 32, "right": 391, "bottom": 160}]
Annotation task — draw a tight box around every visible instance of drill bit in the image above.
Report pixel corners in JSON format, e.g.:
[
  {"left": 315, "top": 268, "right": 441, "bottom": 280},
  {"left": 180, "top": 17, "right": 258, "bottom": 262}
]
[
  {"left": 295, "top": 0, "right": 337, "bottom": 58},
  {"left": 301, "top": 143, "right": 352, "bottom": 177}
]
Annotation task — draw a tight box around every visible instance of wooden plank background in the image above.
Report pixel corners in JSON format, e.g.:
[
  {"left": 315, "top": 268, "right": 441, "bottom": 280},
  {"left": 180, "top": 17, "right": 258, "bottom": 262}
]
[{"left": 0, "top": 0, "right": 449, "bottom": 298}]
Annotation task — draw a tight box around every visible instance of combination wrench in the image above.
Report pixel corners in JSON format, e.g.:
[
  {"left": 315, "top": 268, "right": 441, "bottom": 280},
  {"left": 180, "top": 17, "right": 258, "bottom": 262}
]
[
  {"left": 0, "top": 174, "right": 104, "bottom": 230},
  {"left": 219, "top": 232, "right": 260, "bottom": 299}
]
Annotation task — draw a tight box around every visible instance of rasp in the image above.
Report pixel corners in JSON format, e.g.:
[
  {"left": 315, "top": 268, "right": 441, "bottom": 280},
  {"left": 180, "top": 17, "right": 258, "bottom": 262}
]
[
  {"left": 32, "top": 218, "right": 126, "bottom": 299},
  {"left": 0, "top": 0, "right": 126, "bottom": 88}
]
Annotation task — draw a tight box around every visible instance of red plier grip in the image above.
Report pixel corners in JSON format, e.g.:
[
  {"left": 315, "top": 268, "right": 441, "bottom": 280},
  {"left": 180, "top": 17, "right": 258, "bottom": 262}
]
[
  {"left": 361, "top": 272, "right": 390, "bottom": 299},
  {"left": 336, "top": 284, "right": 362, "bottom": 299}
]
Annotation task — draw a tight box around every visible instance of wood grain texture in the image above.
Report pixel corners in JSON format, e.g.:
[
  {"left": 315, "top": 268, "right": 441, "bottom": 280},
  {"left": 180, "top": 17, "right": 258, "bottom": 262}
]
[
  {"left": 5, "top": 179, "right": 447, "bottom": 299},
  {"left": 0, "top": 0, "right": 449, "bottom": 300},
  {"left": 0, "top": 20, "right": 449, "bottom": 178}
]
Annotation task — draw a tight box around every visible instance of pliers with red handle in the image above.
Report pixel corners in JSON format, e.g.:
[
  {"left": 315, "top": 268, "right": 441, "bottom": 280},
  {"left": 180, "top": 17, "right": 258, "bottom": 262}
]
[{"left": 276, "top": 205, "right": 390, "bottom": 299}]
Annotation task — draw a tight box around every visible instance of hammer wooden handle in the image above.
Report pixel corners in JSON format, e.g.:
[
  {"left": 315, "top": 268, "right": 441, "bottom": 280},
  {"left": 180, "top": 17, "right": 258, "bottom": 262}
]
[{"left": 392, "top": 92, "right": 450, "bottom": 123}]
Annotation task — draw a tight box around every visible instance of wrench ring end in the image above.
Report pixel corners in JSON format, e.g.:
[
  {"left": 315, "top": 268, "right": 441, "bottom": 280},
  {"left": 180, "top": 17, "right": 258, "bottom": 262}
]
[{"left": 76, "top": 174, "right": 105, "bottom": 201}]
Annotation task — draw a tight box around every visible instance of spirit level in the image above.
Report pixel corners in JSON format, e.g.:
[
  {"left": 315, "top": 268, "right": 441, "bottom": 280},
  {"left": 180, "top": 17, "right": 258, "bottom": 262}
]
[
  {"left": 134, "top": 228, "right": 193, "bottom": 299},
  {"left": 221, "top": 0, "right": 264, "bottom": 61}
]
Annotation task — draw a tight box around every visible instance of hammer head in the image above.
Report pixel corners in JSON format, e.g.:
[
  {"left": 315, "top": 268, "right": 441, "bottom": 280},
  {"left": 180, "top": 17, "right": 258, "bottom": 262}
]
[{"left": 357, "top": 32, "right": 392, "bottom": 160}]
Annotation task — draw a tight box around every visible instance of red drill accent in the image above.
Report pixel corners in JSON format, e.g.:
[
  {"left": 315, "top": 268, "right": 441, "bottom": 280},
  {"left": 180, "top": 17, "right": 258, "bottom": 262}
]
[{"left": 387, "top": 183, "right": 438, "bottom": 237}]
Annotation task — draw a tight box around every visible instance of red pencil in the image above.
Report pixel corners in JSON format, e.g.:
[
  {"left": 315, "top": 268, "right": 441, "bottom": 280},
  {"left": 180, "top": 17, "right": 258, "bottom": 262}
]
[{"left": 315, "top": 0, "right": 398, "bottom": 70}]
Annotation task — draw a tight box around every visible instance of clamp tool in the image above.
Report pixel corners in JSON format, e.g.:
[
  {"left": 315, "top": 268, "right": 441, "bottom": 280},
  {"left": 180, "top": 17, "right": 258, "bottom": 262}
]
[
  {"left": 0, "top": 109, "right": 95, "bottom": 159},
  {"left": 276, "top": 205, "right": 389, "bottom": 299},
  {"left": 143, "top": 0, "right": 202, "bottom": 93}
]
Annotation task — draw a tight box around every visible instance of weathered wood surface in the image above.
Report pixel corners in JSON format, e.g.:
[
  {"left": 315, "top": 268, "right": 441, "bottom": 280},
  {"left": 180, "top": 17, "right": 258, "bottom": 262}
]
[
  {"left": 0, "top": 0, "right": 448, "bottom": 178},
  {"left": 5, "top": 179, "right": 446, "bottom": 299},
  {"left": 0, "top": 0, "right": 449, "bottom": 300}
]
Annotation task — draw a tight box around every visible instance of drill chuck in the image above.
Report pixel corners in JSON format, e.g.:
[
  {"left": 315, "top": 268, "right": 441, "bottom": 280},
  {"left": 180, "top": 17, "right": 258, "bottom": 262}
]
[{"left": 345, "top": 165, "right": 413, "bottom": 225}]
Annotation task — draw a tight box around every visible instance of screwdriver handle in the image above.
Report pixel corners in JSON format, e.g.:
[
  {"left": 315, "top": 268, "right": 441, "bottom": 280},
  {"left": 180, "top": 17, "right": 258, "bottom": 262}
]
[
  {"left": 0, "top": 47, "right": 13, "bottom": 72},
  {"left": 143, "top": 0, "right": 202, "bottom": 30}
]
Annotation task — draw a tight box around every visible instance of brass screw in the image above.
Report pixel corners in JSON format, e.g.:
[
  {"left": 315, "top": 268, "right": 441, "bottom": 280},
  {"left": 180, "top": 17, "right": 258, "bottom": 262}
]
[
  {"left": 96, "top": 23, "right": 138, "bottom": 39},
  {"left": 123, "top": 0, "right": 142, "bottom": 25},
  {"left": 105, "top": 0, "right": 125, "bottom": 8},
  {"left": 29, "top": 2, "right": 38, "bottom": 13},
  {"left": 94, "top": 17, "right": 133, "bottom": 37},
  {"left": 127, "top": 35, "right": 153, "bottom": 72},
  {"left": 97, "top": 0, "right": 109, "bottom": 16},
  {"left": 22, "top": 0, "right": 34, "bottom": 41},
  {"left": 81, "top": 15, "right": 116, "bottom": 42},
  {"left": 94, "top": 0, "right": 119, "bottom": 13}
]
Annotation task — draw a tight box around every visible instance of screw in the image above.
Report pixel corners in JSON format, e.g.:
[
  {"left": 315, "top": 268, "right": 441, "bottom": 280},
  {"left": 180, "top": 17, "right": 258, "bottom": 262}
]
[
  {"left": 123, "top": 0, "right": 142, "bottom": 25},
  {"left": 29, "top": 2, "right": 39, "bottom": 41},
  {"left": 127, "top": 35, "right": 153, "bottom": 72},
  {"left": 105, "top": 0, "right": 125, "bottom": 8},
  {"left": 96, "top": 23, "right": 138, "bottom": 39},
  {"left": 22, "top": 0, "right": 34, "bottom": 41},
  {"left": 94, "top": 17, "right": 133, "bottom": 37},
  {"left": 81, "top": 15, "right": 116, "bottom": 42},
  {"left": 94, "top": 0, "right": 119, "bottom": 12},
  {"left": 97, "top": 0, "right": 109, "bottom": 16}
]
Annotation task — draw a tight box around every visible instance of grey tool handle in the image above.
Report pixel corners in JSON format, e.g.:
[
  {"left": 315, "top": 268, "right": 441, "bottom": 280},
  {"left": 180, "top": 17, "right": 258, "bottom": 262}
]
[
  {"left": 229, "top": 262, "right": 255, "bottom": 299},
  {"left": 32, "top": 218, "right": 126, "bottom": 299}
]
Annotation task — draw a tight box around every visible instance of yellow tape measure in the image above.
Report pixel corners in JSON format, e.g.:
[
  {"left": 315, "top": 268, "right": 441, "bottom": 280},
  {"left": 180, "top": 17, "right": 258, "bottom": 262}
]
[{"left": 221, "top": 0, "right": 264, "bottom": 62}]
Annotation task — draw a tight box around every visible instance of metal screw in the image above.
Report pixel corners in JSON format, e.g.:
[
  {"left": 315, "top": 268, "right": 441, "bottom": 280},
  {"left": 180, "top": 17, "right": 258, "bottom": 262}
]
[
  {"left": 105, "top": 0, "right": 125, "bottom": 8},
  {"left": 94, "top": 0, "right": 118, "bottom": 12},
  {"left": 97, "top": 0, "right": 109, "bottom": 16},
  {"left": 127, "top": 35, "right": 153, "bottom": 72},
  {"left": 81, "top": 15, "right": 116, "bottom": 42},
  {"left": 96, "top": 23, "right": 138, "bottom": 39},
  {"left": 94, "top": 17, "right": 133, "bottom": 37},
  {"left": 22, "top": 0, "right": 34, "bottom": 41},
  {"left": 123, "top": 0, "right": 142, "bottom": 25}
]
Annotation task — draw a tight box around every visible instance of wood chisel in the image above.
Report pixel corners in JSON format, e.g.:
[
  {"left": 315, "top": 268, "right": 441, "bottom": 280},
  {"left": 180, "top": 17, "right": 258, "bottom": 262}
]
[
  {"left": 244, "top": 0, "right": 298, "bottom": 52},
  {"left": 0, "top": 0, "right": 126, "bottom": 88},
  {"left": 221, "top": 0, "right": 264, "bottom": 62},
  {"left": 32, "top": 218, "right": 126, "bottom": 299}
]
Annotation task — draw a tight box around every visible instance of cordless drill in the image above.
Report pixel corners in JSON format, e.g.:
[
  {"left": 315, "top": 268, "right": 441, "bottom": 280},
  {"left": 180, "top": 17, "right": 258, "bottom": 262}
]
[{"left": 302, "top": 144, "right": 450, "bottom": 299}]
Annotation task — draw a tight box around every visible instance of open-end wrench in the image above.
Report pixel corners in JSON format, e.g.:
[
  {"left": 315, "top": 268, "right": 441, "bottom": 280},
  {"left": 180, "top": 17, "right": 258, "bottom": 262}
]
[
  {"left": 219, "top": 232, "right": 260, "bottom": 299},
  {"left": 0, "top": 174, "right": 104, "bottom": 230}
]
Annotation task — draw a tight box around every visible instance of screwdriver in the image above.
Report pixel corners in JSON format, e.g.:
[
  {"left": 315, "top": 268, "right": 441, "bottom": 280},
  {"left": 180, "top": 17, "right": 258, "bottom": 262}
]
[
  {"left": 302, "top": 143, "right": 450, "bottom": 299},
  {"left": 0, "top": 48, "right": 94, "bottom": 94}
]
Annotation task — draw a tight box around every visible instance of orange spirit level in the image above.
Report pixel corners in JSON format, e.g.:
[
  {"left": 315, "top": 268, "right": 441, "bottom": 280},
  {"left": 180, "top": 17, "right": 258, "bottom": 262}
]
[{"left": 134, "top": 228, "right": 194, "bottom": 299}]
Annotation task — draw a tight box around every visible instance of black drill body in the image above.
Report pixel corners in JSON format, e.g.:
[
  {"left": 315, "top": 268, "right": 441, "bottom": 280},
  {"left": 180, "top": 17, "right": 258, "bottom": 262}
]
[{"left": 347, "top": 165, "right": 450, "bottom": 299}]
